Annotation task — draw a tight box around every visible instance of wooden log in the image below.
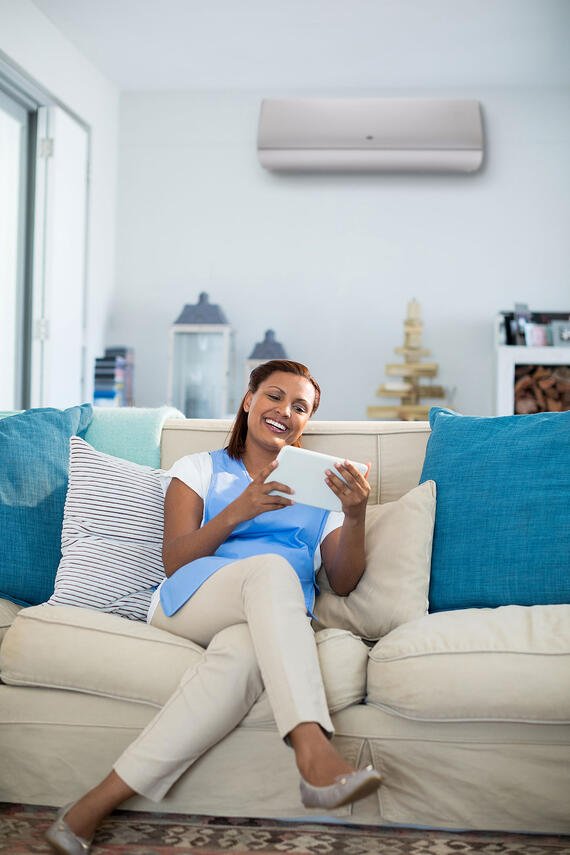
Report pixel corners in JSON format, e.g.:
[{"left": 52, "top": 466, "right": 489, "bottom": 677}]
[
  {"left": 532, "top": 382, "right": 546, "bottom": 410},
  {"left": 514, "top": 375, "right": 533, "bottom": 394},
  {"left": 537, "top": 374, "right": 557, "bottom": 391},
  {"left": 530, "top": 365, "right": 551, "bottom": 381},
  {"left": 515, "top": 396, "right": 538, "bottom": 414},
  {"left": 543, "top": 385, "right": 560, "bottom": 400}
]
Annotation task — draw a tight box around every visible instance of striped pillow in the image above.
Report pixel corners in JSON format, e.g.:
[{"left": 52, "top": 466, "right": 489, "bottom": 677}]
[{"left": 47, "top": 437, "right": 165, "bottom": 621}]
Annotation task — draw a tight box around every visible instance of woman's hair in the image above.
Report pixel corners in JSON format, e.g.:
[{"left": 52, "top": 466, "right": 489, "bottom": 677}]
[{"left": 226, "top": 359, "right": 321, "bottom": 459}]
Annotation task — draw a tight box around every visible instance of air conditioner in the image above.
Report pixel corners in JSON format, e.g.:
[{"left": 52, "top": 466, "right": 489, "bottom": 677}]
[{"left": 257, "top": 98, "right": 484, "bottom": 173}]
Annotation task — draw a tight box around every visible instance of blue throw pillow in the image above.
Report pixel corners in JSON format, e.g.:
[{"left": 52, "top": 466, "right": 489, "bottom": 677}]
[
  {"left": 0, "top": 404, "right": 93, "bottom": 606},
  {"left": 420, "top": 407, "right": 570, "bottom": 611}
]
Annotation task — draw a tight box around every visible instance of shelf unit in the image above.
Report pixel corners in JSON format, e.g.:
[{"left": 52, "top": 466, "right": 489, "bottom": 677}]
[{"left": 495, "top": 345, "right": 570, "bottom": 416}]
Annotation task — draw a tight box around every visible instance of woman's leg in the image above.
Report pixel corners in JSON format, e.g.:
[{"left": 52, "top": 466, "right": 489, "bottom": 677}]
[
  {"left": 151, "top": 553, "right": 334, "bottom": 741},
  {"left": 114, "top": 622, "right": 263, "bottom": 800},
  {"left": 58, "top": 623, "right": 263, "bottom": 840},
  {"left": 151, "top": 554, "right": 355, "bottom": 785},
  {"left": 51, "top": 553, "right": 357, "bottom": 846}
]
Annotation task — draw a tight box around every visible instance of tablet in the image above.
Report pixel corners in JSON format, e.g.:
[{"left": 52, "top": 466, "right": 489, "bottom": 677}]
[{"left": 266, "top": 445, "right": 368, "bottom": 512}]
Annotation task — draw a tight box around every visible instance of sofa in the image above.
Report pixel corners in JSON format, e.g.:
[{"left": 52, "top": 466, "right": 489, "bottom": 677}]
[{"left": 1, "top": 414, "right": 569, "bottom": 834}]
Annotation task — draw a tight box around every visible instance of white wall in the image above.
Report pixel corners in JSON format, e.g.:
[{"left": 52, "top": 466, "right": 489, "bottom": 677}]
[
  {"left": 111, "top": 86, "right": 570, "bottom": 418},
  {"left": 0, "top": 0, "right": 119, "bottom": 398}
]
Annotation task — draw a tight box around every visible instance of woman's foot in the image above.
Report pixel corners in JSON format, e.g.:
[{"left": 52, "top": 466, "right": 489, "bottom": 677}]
[
  {"left": 45, "top": 803, "right": 94, "bottom": 854},
  {"left": 289, "top": 722, "right": 382, "bottom": 809},
  {"left": 299, "top": 764, "right": 382, "bottom": 809},
  {"left": 45, "top": 771, "right": 135, "bottom": 851},
  {"left": 291, "top": 723, "right": 355, "bottom": 786}
]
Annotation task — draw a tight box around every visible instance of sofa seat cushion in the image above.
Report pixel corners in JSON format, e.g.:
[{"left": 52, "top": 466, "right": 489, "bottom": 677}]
[
  {"left": 0, "top": 605, "right": 368, "bottom": 714},
  {"left": 367, "top": 605, "right": 570, "bottom": 723}
]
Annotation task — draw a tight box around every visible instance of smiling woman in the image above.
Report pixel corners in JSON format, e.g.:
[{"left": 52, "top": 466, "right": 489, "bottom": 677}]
[
  {"left": 46, "top": 359, "right": 380, "bottom": 855},
  {"left": 226, "top": 360, "right": 321, "bottom": 459}
]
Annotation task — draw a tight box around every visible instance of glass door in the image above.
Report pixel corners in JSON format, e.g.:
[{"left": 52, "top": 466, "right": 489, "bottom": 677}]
[
  {"left": 29, "top": 105, "right": 89, "bottom": 408},
  {"left": 0, "top": 90, "right": 29, "bottom": 410}
]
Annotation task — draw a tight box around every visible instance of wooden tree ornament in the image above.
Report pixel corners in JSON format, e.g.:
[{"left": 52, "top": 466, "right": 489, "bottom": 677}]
[{"left": 367, "top": 299, "right": 445, "bottom": 421}]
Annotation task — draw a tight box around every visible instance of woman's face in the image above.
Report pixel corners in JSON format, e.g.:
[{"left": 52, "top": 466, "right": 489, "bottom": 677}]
[{"left": 243, "top": 371, "right": 316, "bottom": 453}]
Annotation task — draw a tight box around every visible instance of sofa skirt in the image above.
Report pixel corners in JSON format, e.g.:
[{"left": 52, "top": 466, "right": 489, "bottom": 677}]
[{"left": 1, "top": 685, "right": 569, "bottom": 833}]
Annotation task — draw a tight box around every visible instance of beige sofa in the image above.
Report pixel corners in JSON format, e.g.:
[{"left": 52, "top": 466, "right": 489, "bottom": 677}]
[{"left": 1, "top": 418, "right": 569, "bottom": 833}]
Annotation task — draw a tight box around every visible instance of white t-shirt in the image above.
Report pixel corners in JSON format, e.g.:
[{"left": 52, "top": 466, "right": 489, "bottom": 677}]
[{"left": 148, "top": 451, "right": 343, "bottom": 621}]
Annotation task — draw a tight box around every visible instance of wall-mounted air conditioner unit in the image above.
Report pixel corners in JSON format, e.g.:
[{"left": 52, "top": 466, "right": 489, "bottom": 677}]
[{"left": 257, "top": 98, "right": 484, "bottom": 173}]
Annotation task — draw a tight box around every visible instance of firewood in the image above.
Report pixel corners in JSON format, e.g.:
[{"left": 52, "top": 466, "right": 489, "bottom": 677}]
[
  {"left": 514, "top": 375, "right": 533, "bottom": 394},
  {"left": 531, "top": 365, "right": 551, "bottom": 381},
  {"left": 515, "top": 396, "right": 539, "bottom": 414},
  {"left": 537, "top": 375, "right": 557, "bottom": 391},
  {"left": 543, "top": 385, "right": 560, "bottom": 400},
  {"left": 532, "top": 383, "right": 546, "bottom": 409}
]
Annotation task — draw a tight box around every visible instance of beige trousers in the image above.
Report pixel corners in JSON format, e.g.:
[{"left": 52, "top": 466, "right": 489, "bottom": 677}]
[{"left": 113, "top": 553, "right": 334, "bottom": 801}]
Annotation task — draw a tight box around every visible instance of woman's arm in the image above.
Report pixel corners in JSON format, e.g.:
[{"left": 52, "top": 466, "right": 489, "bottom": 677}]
[
  {"left": 162, "top": 461, "right": 294, "bottom": 577},
  {"left": 319, "top": 461, "right": 370, "bottom": 596}
]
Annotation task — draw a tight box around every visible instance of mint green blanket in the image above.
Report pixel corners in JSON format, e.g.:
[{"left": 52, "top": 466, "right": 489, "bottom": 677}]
[{"left": 83, "top": 406, "right": 185, "bottom": 467}]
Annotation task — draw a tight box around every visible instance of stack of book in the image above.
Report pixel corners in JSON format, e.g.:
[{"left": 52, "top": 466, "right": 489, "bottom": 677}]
[{"left": 93, "top": 347, "right": 134, "bottom": 407}]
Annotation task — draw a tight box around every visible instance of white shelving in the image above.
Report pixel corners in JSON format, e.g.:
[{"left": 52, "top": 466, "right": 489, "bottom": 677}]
[{"left": 495, "top": 345, "right": 570, "bottom": 416}]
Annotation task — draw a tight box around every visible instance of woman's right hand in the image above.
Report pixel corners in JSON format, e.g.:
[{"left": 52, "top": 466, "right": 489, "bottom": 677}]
[{"left": 228, "top": 460, "right": 294, "bottom": 523}]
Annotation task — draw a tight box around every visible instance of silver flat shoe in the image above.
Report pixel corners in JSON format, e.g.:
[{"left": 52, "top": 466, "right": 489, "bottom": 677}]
[
  {"left": 300, "top": 764, "right": 382, "bottom": 809},
  {"left": 45, "top": 802, "right": 93, "bottom": 854}
]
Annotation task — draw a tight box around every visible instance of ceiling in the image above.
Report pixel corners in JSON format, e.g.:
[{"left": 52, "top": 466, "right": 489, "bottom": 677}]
[{"left": 31, "top": 0, "right": 570, "bottom": 91}]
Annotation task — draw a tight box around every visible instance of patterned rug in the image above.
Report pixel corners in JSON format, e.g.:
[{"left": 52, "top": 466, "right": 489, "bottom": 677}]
[{"left": 1, "top": 803, "right": 569, "bottom": 855}]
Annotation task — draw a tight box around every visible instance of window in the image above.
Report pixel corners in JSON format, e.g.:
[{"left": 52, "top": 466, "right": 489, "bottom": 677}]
[
  {"left": 0, "top": 88, "right": 31, "bottom": 409},
  {"left": 0, "top": 62, "right": 90, "bottom": 410}
]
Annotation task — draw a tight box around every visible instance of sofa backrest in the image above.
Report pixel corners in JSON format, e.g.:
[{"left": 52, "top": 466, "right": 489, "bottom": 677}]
[{"left": 161, "top": 419, "right": 430, "bottom": 505}]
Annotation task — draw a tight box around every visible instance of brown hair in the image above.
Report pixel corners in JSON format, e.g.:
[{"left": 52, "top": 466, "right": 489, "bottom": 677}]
[{"left": 226, "top": 360, "right": 321, "bottom": 459}]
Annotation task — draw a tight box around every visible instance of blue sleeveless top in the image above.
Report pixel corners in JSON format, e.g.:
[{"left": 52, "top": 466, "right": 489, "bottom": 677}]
[{"left": 159, "top": 449, "right": 330, "bottom": 617}]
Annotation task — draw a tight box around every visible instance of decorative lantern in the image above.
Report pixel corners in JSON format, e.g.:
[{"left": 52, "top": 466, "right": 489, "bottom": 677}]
[
  {"left": 245, "top": 330, "right": 287, "bottom": 386},
  {"left": 168, "top": 292, "right": 233, "bottom": 418}
]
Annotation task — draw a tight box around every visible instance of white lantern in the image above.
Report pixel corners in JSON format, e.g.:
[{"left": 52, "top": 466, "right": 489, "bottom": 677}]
[{"left": 168, "top": 292, "right": 233, "bottom": 418}]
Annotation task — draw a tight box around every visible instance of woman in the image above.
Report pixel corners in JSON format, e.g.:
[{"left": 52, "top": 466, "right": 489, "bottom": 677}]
[{"left": 46, "top": 359, "right": 381, "bottom": 855}]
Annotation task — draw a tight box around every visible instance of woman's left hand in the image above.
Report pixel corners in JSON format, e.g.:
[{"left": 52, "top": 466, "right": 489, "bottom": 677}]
[{"left": 325, "top": 461, "right": 371, "bottom": 520}]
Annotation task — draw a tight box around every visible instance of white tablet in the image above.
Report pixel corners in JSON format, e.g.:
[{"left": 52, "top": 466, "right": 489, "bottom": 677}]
[{"left": 266, "top": 445, "right": 368, "bottom": 512}]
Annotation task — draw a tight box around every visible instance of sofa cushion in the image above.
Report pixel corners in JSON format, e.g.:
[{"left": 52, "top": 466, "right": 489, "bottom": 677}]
[
  {"left": 0, "top": 405, "right": 93, "bottom": 607},
  {"left": 47, "top": 437, "right": 165, "bottom": 622},
  {"left": 0, "top": 605, "right": 368, "bottom": 714},
  {"left": 313, "top": 480, "right": 435, "bottom": 640},
  {"left": 0, "top": 598, "right": 22, "bottom": 644},
  {"left": 420, "top": 407, "right": 570, "bottom": 611},
  {"left": 367, "top": 604, "right": 570, "bottom": 723}
]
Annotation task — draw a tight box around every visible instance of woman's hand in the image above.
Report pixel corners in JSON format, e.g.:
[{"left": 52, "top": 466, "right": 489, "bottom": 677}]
[
  {"left": 228, "top": 460, "right": 294, "bottom": 524},
  {"left": 325, "top": 461, "right": 371, "bottom": 520},
  {"left": 320, "top": 461, "right": 371, "bottom": 595},
  {"left": 163, "top": 462, "right": 294, "bottom": 576}
]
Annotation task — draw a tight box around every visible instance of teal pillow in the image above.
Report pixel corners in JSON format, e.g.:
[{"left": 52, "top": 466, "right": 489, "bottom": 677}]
[
  {"left": 0, "top": 404, "right": 93, "bottom": 606},
  {"left": 420, "top": 407, "right": 570, "bottom": 611}
]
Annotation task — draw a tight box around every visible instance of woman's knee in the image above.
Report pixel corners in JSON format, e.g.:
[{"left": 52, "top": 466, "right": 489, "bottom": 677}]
[
  {"left": 206, "top": 624, "right": 263, "bottom": 698},
  {"left": 240, "top": 554, "right": 306, "bottom": 607},
  {"left": 207, "top": 623, "right": 257, "bottom": 667},
  {"left": 245, "top": 553, "right": 300, "bottom": 587}
]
